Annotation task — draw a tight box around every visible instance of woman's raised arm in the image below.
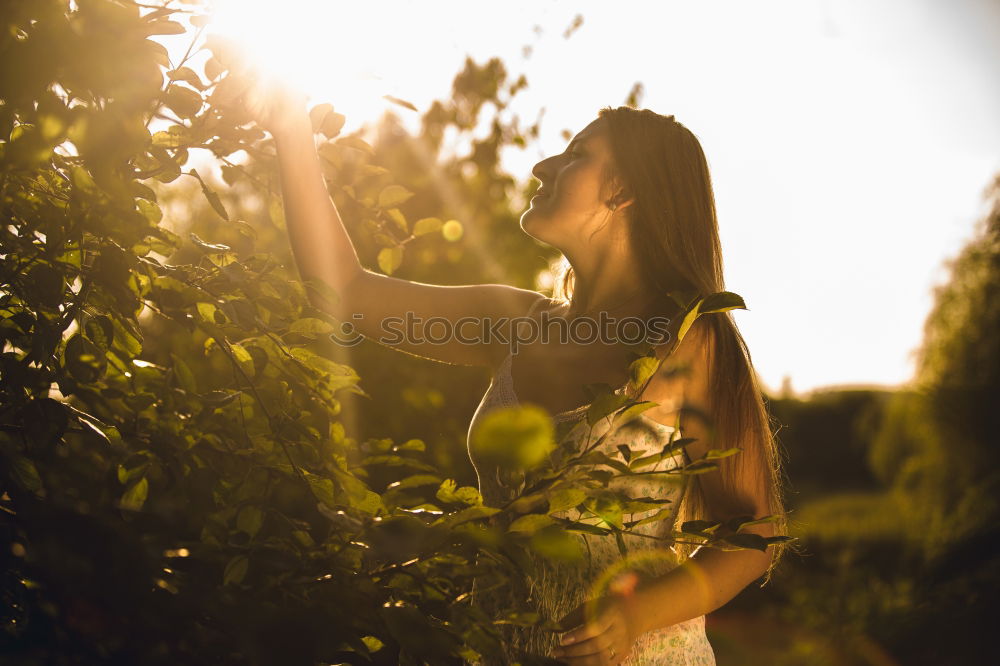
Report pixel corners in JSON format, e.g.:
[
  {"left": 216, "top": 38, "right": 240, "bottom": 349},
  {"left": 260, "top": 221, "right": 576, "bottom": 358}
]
[{"left": 263, "top": 100, "right": 544, "bottom": 368}]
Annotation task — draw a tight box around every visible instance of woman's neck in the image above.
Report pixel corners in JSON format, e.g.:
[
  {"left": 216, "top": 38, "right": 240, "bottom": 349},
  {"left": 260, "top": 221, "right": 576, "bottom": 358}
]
[{"left": 563, "top": 254, "right": 657, "bottom": 321}]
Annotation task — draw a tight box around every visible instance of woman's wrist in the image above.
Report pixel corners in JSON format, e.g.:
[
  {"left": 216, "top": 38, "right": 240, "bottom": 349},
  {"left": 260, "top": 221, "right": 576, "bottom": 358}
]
[{"left": 269, "top": 112, "right": 312, "bottom": 143}]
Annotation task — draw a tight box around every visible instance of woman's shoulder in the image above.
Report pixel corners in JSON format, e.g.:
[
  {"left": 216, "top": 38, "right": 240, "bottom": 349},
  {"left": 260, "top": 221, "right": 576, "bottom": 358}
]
[{"left": 525, "top": 295, "right": 567, "bottom": 318}]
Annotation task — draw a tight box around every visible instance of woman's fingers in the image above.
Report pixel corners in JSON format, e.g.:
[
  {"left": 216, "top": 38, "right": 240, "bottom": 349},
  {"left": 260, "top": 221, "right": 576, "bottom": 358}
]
[
  {"left": 552, "top": 624, "right": 625, "bottom": 661},
  {"left": 558, "top": 597, "right": 616, "bottom": 644}
]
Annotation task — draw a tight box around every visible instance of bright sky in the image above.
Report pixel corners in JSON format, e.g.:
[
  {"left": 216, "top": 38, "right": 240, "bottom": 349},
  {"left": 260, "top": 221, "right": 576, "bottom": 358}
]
[{"left": 188, "top": 0, "right": 1000, "bottom": 395}]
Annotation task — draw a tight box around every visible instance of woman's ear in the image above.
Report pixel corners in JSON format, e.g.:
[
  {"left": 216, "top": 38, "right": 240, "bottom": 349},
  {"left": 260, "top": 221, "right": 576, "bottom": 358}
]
[{"left": 610, "top": 187, "right": 635, "bottom": 212}]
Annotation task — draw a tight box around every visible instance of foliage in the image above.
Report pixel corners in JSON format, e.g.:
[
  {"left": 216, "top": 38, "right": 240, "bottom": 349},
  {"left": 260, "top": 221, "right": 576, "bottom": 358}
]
[
  {"left": 868, "top": 174, "right": 1000, "bottom": 559},
  {"left": 0, "top": 2, "right": 786, "bottom": 664}
]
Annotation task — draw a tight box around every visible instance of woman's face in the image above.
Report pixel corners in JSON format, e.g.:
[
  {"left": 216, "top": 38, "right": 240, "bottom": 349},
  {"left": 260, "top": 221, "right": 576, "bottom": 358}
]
[{"left": 521, "top": 117, "right": 622, "bottom": 248}]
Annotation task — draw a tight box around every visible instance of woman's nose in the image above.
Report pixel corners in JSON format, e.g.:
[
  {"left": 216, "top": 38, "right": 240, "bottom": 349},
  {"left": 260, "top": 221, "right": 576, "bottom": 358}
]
[{"left": 531, "top": 155, "right": 556, "bottom": 184}]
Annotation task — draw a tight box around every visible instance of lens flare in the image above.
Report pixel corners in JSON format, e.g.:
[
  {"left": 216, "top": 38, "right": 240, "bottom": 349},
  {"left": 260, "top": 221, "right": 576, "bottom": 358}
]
[{"left": 203, "top": 0, "right": 409, "bottom": 125}]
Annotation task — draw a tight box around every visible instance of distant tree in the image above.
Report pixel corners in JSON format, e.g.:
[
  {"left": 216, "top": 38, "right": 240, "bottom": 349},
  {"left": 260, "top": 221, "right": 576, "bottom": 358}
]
[{"left": 869, "top": 174, "right": 1000, "bottom": 557}]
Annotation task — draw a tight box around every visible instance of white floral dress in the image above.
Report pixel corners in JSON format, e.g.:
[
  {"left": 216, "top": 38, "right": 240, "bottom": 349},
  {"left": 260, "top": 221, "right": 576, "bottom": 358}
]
[{"left": 466, "top": 352, "right": 717, "bottom": 665}]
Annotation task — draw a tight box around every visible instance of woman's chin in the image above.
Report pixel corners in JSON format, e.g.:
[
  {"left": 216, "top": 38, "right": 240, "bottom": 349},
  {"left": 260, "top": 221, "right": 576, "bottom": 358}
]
[
  {"left": 519, "top": 212, "right": 547, "bottom": 238},
  {"left": 520, "top": 220, "right": 563, "bottom": 248}
]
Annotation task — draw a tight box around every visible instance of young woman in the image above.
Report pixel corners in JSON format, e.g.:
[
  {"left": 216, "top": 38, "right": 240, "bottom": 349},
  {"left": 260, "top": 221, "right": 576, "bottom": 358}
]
[{"left": 245, "top": 73, "right": 788, "bottom": 664}]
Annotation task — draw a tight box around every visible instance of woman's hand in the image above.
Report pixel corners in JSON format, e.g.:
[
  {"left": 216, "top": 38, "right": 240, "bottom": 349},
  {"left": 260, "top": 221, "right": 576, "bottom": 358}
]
[
  {"left": 209, "top": 37, "right": 310, "bottom": 138},
  {"left": 550, "top": 588, "right": 644, "bottom": 665}
]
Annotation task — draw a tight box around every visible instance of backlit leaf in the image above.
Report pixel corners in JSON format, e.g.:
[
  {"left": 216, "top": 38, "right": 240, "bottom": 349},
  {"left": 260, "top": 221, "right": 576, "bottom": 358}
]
[
  {"left": 223, "top": 554, "right": 249, "bottom": 585},
  {"left": 377, "top": 246, "right": 403, "bottom": 275},
  {"left": 120, "top": 477, "right": 149, "bottom": 511},
  {"left": 378, "top": 185, "right": 414, "bottom": 209}
]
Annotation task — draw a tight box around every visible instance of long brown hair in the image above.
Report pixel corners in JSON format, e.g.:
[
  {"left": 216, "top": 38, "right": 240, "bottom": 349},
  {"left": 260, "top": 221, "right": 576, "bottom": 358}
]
[{"left": 553, "top": 106, "right": 791, "bottom": 582}]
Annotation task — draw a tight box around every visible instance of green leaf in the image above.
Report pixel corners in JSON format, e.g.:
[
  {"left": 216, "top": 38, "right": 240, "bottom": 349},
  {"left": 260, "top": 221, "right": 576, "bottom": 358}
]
[
  {"left": 470, "top": 405, "right": 556, "bottom": 470},
  {"left": 207, "top": 252, "right": 237, "bottom": 268},
  {"left": 237, "top": 505, "right": 264, "bottom": 538},
  {"left": 412, "top": 217, "right": 443, "bottom": 236},
  {"left": 223, "top": 554, "right": 249, "bottom": 585},
  {"left": 509, "top": 491, "right": 548, "bottom": 514},
  {"left": 564, "top": 520, "right": 612, "bottom": 536},
  {"left": 394, "top": 439, "right": 425, "bottom": 452},
  {"left": 621, "top": 496, "right": 671, "bottom": 513},
  {"left": 22, "top": 398, "right": 68, "bottom": 447},
  {"left": 436, "top": 479, "right": 483, "bottom": 506},
  {"left": 586, "top": 389, "right": 630, "bottom": 426},
  {"left": 309, "top": 103, "right": 346, "bottom": 138},
  {"left": 673, "top": 291, "right": 746, "bottom": 346},
  {"left": 675, "top": 304, "right": 702, "bottom": 348},
  {"left": 627, "top": 356, "right": 660, "bottom": 392},
  {"left": 546, "top": 487, "right": 587, "bottom": 514},
  {"left": 704, "top": 447, "right": 742, "bottom": 460},
  {"left": 680, "top": 519, "right": 721, "bottom": 534},
  {"left": 682, "top": 460, "right": 720, "bottom": 475},
  {"left": 230, "top": 342, "right": 255, "bottom": 376},
  {"left": 336, "top": 136, "right": 375, "bottom": 155},
  {"left": 196, "top": 302, "right": 219, "bottom": 324},
  {"left": 377, "top": 246, "right": 403, "bottom": 275},
  {"left": 309, "top": 103, "right": 334, "bottom": 131},
  {"left": 699, "top": 291, "right": 746, "bottom": 314},
  {"left": 164, "top": 85, "right": 203, "bottom": 118},
  {"left": 722, "top": 532, "right": 769, "bottom": 552},
  {"left": 167, "top": 66, "right": 205, "bottom": 89},
  {"left": 529, "top": 525, "right": 584, "bottom": 562},
  {"left": 136, "top": 198, "right": 162, "bottom": 223},
  {"left": 628, "top": 507, "right": 675, "bottom": 529},
  {"left": 68, "top": 406, "right": 122, "bottom": 447},
  {"left": 189, "top": 232, "right": 230, "bottom": 252},
  {"left": 588, "top": 492, "right": 624, "bottom": 529},
  {"left": 385, "top": 208, "right": 407, "bottom": 234},
  {"left": 377, "top": 184, "right": 413, "bottom": 209},
  {"left": 23, "top": 263, "right": 64, "bottom": 308},
  {"left": 146, "top": 19, "right": 185, "bottom": 35},
  {"left": 382, "top": 94, "right": 418, "bottom": 112},
  {"left": 385, "top": 474, "right": 443, "bottom": 492},
  {"left": 331, "top": 468, "right": 384, "bottom": 515},
  {"left": 151, "top": 127, "right": 187, "bottom": 148},
  {"left": 432, "top": 504, "right": 501, "bottom": 528},
  {"left": 289, "top": 317, "right": 335, "bottom": 336},
  {"left": 65, "top": 334, "right": 107, "bottom": 383},
  {"left": 204, "top": 56, "right": 224, "bottom": 81},
  {"left": 507, "top": 514, "right": 556, "bottom": 534},
  {"left": 170, "top": 352, "right": 198, "bottom": 393},
  {"left": 361, "top": 635, "right": 384, "bottom": 653},
  {"left": 120, "top": 477, "right": 149, "bottom": 511},
  {"left": 187, "top": 169, "right": 229, "bottom": 220},
  {"left": 612, "top": 400, "right": 659, "bottom": 429},
  {"left": 307, "top": 476, "right": 338, "bottom": 509},
  {"left": 765, "top": 535, "right": 796, "bottom": 545},
  {"left": 84, "top": 316, "right": 114, "bottom": 351},
  {"left": 727, "top": 514, "right": 781, "bottom": 530},
  {"left": 291, "top": 529, "right": 315, "bottom": 548},
  {"left": 288, "top": 348, "right": 360, "bottom": 392},
  {"left": 10, "top": 455, "right": 44, "bottom": 494}
]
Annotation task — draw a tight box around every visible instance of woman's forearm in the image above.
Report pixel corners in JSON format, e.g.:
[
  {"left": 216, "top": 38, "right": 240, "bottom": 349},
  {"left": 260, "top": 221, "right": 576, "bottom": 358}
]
[
  {"left": 628, "top": 543, "right": 773, "bottom": 636},
  {"left": 271, "top": 117, "right": 365, "bottom": 319}
]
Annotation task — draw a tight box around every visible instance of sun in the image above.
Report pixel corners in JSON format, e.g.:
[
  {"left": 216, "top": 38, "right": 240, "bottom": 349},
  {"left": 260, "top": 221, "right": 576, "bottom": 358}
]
[{"left": 202, "top": 0, "right": 409, "bottom": 127}]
